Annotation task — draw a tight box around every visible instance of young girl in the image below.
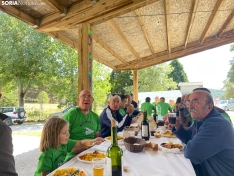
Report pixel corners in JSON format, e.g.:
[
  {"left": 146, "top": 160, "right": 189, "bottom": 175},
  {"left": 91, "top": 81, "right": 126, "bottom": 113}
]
[{"left": 34, "top": 117, "right": 103, "bottom": 176}]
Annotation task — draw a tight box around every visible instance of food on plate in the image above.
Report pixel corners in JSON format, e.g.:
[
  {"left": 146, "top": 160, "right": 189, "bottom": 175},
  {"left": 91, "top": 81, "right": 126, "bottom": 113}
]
[
  {"left": 125, "top": 126, "right": 138, "bottom": 129},
  {"left": 161, "top": 142, "right": 183, "bottom": 149},
  {"left": 123, "top": 131, "right": 130, "bottom": 138},
  {"left": 161, "top": 131, "right": 175, "bottom": 137},
  {"left": 106, "top": 136, "right": 124, "bottom": 140},
  {"left": 78, "top": 150, "right": 106, "bottom": 161},
  {"left": 145, "top": 141, "right": 153, "bottom": 148},
  {"left": 152, "top": 143, "right": 158, "bottom": 151},
  {"left": 154, "top": 132, "right": 161, "bottom": 138},
  {"left": 53, "top": 167, "right": 86, "bottom": 176}
]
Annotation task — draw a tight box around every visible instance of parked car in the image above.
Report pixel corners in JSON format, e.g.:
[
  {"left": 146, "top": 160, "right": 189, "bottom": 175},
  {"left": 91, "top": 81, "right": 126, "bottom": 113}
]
[
  {"left": 216, "top": 100, "right": 234, "bottom": 111},
  {"left": 48, "top": 106, "right": 77, "bottom": 118},
  {"left": 0, "top": 106, "right": 27, "bottom": 126}
]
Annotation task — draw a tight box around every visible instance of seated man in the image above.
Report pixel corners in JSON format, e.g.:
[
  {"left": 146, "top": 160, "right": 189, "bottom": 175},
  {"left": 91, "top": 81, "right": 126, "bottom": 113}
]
[
  {"left": 171, "top": 90, "right": 234, "bottom": 175},
  {"left": 99, "top": 94, "right": 134, "bottom": 138}
]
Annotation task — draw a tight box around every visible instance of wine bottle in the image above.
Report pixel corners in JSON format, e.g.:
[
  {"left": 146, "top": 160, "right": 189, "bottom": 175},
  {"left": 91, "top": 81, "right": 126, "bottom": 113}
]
[
  {"left": 106, "top": 120, "right": 123, "bottom": 176},
  {"left": 141, "top": 110, "right": 150, "bottom": 140},
  {"left": 153, "top": 105, "right": 158, "bottom": 125}
]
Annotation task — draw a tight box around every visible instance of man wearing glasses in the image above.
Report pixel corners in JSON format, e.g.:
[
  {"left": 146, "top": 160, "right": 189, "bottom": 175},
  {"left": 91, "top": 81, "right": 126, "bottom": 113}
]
[
  {"left": 171, "top": 90, "right": 234, "bottom": 176},
  {"left": 62, "top": 90, "right": 101, "bottom": 155}
]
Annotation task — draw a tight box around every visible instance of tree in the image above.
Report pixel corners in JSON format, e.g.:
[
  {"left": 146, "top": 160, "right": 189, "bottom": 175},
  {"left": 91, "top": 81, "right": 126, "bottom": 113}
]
[
  {"left": 168, "top": 59, "right": 189, "bottom": 89},
  {"left": 138, "top": 64, "right": 177, "bottom": 92},
  {"left": 0, "top": 12, "right": 60, "bottom": 106},
  {"left": 92, "top": 61, "right": 111, "bottom": 111},
  {"left": 37, "top": 91, "right": 49, "bottom": 110},
  {"left": 223, "top": 45, "right": 234, "bottom": 98},
  {"left": 109, "top": 70, "right": 132, "bottom": 94}
]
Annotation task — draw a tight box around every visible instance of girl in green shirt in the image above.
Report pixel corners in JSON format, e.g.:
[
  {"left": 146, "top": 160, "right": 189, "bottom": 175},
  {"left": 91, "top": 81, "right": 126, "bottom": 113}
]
[{"left": 35, "top": 117, "right": 103, "bottom": 176}]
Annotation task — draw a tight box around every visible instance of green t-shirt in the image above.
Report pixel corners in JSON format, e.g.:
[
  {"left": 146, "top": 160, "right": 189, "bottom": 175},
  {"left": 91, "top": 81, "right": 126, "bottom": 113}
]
[
  {"left": 119, "top": 108, "right": 126, "bottom": 116},
  {"left": 62, "top": 107, "right": 101, "bottom": 140},
  {"left": 157, "top": 102, "right": 171, "bottom": 116},
  {"left": 141, "top": 102, "right": 154, "bottom": 116},
  {"left": 151, "top": 102, "right": 157, "bottom": 106},
  {"left": 34, "top": 139, "right": 76, "bottom": 176}
]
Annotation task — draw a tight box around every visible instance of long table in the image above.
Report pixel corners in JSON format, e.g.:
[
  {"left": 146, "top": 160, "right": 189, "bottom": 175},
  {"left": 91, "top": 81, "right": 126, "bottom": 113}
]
[{"left": 48, "top": 129, "right": 196, "bottom": 176}]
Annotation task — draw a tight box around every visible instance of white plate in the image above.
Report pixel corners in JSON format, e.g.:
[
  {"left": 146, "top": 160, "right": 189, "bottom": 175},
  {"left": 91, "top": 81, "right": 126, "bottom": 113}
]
[
  {"left": 124, "top": 126, "right": 139, "bottom": 131},
  {"left": 51, "top": 167, "right": 89, "bottom": 176},
  {"left": 160, "top": 143, "right": 184, "bottom": 151},
  {"left": 77, "top": 150, "right": 106, "bottom": 163},
  {"left": 161, "top": 131, "right": 176, "bottom": 138},
  {"left": 105, "top": 136, "right": 124, "bottom": 141}
]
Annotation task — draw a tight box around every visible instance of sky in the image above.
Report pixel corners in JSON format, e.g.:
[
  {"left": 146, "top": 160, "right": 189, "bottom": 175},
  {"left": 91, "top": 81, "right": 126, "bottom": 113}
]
[{"left": 178, "top": 43, "right": 233, "bottom": 90}]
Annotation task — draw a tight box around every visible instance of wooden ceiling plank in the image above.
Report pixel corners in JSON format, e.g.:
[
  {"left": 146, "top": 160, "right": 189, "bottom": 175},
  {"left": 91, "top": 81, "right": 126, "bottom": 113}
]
[
  {"left": 135, "top": 9, "right": 155, "bottom": 54},
  {"left": 216, "top": 10, "right": 234, "bottom": 38},
  {"left": 37, "top": 0, "right": 159, "bottom": 32},
  {"left": 107, "top": 19, "right": 140, "bottom": 60},
  {"left": 93, "top": 54, "right": 116, "bottom": 70},
  {"left": 37, "top": 0, "right": 132, "bottom": 31},
  {"left": 92, "top": 34, "right": 127, "bottom": 64},
  {"left": 0, "top": 6, "right": 35, "bottom": 25},
  {"left": 184, "top": 0, "right": 199, "bottom": 49},
  {"left": 35, "top": 25, "right": 77, "bottom": 32},
  {"left": 164, "top": 0, "right": 171, "bottom": 53},
  {"left": 116, "top": 30, "right": 234, "bottom": 70},
  {"left": 49, "top": 31, "right": 78, "bottom": 50},
  {"left": 41, "top": 0, "right": 65, "bottom": 14},
  {"left": 90, "top": 0, "right": 160, "bottom": 25},
  {"left": 200, "top": 0, "right": 224, "bottom": 44}
]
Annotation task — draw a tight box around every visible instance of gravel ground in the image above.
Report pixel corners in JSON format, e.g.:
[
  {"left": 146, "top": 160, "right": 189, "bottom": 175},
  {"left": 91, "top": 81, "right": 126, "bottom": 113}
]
[{"left": 10, "top": 123, "right": 44, "bottom": 176}]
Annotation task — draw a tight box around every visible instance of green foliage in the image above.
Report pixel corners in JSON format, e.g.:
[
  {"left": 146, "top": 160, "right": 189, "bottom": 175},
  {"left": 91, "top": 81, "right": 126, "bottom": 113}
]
[
  {"left": 138, "top": 64, "right": 177, "bottom": 92},
  {"left": 223, "top": 45, "right": 234, "bottom": 99},
  {"left": 37, "top": 91, "right": 49, "bottom": 106},
  {"left": 0, "top": 12, "right": 60, "bottom": 106},
  {"left": 209, "top": 89, "right": 224, "bottom": 99},
  {"left": 109, "top": 70, "right": 133, "bottom": 94},
  {"left": 168, "top": 59, "right": 189, "bottom": 89},
  {"left": 0, "top": 89, "right": 18, "bottom": 107},
  {"left": 92, "top": 61, "right": 111, "bottom": 111}
]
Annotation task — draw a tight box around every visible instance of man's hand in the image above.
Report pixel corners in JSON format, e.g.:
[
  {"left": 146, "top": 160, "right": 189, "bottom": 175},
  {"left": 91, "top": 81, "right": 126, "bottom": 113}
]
[{"left": 126, "top": 104, "right": 134, "bottom": 115}]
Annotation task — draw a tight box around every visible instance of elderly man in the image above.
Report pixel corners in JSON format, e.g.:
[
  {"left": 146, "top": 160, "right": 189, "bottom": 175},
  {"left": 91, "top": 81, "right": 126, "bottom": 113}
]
[
  {"left": 99, "top": 94, "right": 134, "bottom": 138},
  {"left": 172, "top": 90, "right": 234, "bottom": 176},
  {"left": 0, "top": 93, "right": 18, "bottom": 176},
  {"left": 62, "top": 90, "right": 101, "bottom": 158}
]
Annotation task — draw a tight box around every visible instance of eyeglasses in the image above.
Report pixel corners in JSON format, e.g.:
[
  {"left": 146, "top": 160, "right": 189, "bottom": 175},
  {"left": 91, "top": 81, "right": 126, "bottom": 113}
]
[{"left": 79, "top": 95, "right": 93, "bottom": 99}]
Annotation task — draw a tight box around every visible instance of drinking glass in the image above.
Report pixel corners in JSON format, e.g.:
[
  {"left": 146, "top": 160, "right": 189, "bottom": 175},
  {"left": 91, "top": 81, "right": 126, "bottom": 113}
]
[{"left": 93, "top": 158, "right": 105, "bottom": 176}]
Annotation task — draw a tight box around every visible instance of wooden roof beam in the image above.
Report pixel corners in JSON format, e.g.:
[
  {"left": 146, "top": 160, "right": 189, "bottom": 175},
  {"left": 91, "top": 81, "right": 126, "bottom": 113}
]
[
  {"left": 184, "top": 0, "right": 199, "bottom": 49},
  {"left": 107, "top": 19, "right": 140, "bottom": 60},
  {"left": 116, "top": 30, "right": 234, "bottom": 70},
  {"left": 135, "top": 9, "right": 155, "bottom": 55},
  {"left": 37, "top": 0, "right": 159, "bottom": 32},
  {"left": 216, "top": 10, "right": 234, "bottom": 38},
  {"left": 93, "top": 54, "right": 116, "bottom": 70},
  {"left": 37, "top": 0, "right": 132, "bottom": 32},
  {"left": 41, "top": 0, "right": 66, "bottom": 15},
  {"left": 48, "top": 31, "right": 78, "bottom": 50},
  {"left": 164, "top": 0, "right": 171, "bottom": 53},
  {"left": 92, "top": 34, "right": 128, "bottom": 64},
  {"left": 200, "top": 0, "right": 224, "bottom": 44},
  {"left": 0, "top": 5, "right": 36, "bottom": 26}
]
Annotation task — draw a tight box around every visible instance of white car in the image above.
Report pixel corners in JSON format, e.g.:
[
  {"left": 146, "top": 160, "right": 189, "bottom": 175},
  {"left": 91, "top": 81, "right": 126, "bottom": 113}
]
[
  {"left": 216, "top": 100, "right": 234, "bottom": 111},
  {"left": 48, "top": 106, "right": 77, "bottom": 118},
  {"left": 0, "top": 106, "right": 26, "bottom": 126}
]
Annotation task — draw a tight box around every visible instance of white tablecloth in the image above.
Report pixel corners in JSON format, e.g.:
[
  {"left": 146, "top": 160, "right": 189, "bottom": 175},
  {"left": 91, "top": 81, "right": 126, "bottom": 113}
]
[{"left": 48, "top": 129, "right": 195, "bottom": 176}]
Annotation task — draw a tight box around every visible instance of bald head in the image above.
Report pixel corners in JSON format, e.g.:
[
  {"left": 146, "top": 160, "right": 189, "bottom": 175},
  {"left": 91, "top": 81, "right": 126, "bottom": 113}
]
[{"left": 189, "top": 90, "right": 214, "bottom": 121}]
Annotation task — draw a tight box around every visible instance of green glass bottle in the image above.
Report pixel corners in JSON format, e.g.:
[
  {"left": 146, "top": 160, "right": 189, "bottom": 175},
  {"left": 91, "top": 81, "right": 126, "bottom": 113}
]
[
  {"left": 106, "top": 120, "right": 123, "bottom": 176},
  {"left": 153, "top": 105, "right": 158, "bottom": 126},
  {"left": 141, "top": 110, "right": 150, "bottom": 140}
]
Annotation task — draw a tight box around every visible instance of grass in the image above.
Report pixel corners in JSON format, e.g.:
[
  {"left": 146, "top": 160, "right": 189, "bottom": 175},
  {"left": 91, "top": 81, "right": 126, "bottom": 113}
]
[{"left": 12, "top": 131, "right": 42, "bottom": 137}]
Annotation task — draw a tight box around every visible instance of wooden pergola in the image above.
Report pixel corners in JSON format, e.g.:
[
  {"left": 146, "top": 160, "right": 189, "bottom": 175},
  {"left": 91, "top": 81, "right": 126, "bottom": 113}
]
[{"left": 1, "top": 0, "right": 234, "bottom": 101}]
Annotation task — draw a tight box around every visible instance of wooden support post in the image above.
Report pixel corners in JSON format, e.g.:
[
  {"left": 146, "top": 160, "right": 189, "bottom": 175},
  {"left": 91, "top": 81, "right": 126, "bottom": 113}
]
[
  {"left": 133, "top": 70, "right": 138, "bottom": 102},
  {"left": 78, "top": 23, "right": 93, "bottom": 96}
]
